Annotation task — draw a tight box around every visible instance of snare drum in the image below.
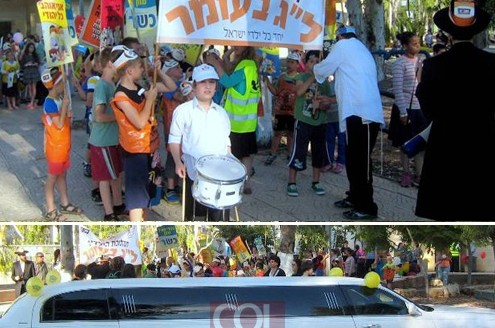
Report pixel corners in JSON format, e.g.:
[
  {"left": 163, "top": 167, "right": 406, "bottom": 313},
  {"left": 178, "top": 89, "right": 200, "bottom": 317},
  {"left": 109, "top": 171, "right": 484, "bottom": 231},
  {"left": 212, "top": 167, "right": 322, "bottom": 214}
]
[{"left": 192, "top": 155, "right": 247, "bottom": 209}]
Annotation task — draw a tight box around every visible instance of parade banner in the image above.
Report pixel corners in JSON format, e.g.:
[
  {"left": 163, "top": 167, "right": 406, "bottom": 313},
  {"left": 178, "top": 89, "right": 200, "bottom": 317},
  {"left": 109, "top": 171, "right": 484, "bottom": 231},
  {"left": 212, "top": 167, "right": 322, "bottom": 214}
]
[
  {"left": 229, "top": 236, "right": 251, "bottom": 264},
  {"left": 80, "top": 0, "right": 101, "bottom": 48},
  {"left": 253, "top": 236, "right": 267, "bottom": 256},
  {"left": 156, "top": 225, "right": 179, "bottom": 252},
  {"left": 124, "top": 0, "right": 158, "bottom": 53},
  {"left": 37, "top": 0, "right": 74, "bottom": 67},
  {"left": 100, "top": 0, "right": 124, "bottom": 48},
  {"left": 258, "top": 47, "right": 280, "bottom": 78},
  {"left": 78, "top": 226, "right": 142, "bottom": 265},
  {"left": 156, "top": 0, "right": 325, "bottom": 50},
  {"left": 65, "top": 0, "right": 78, "bottom": 47}
]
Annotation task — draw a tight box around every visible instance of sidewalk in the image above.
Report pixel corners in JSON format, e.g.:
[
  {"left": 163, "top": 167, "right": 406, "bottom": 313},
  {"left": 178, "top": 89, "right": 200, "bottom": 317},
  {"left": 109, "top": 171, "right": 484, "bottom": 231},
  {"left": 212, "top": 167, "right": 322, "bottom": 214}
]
[{"left": 0, "top": 96, "right": 425, "bottom": 222}]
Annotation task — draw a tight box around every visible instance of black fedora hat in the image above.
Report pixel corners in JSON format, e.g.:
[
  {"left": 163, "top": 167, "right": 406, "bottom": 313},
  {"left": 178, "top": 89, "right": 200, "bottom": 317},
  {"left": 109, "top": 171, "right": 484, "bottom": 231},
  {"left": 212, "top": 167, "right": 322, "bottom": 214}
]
[{"left": 434, "top": 1, "right": 491, "bottom": 40}]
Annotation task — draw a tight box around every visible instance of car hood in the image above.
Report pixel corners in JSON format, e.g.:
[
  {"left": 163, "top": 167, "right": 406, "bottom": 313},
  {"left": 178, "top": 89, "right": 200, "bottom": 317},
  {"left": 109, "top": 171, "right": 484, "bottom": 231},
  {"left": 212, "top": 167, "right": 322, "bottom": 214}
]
[{"left": 420, "top": 304, "right": 495, "bottom": 328}]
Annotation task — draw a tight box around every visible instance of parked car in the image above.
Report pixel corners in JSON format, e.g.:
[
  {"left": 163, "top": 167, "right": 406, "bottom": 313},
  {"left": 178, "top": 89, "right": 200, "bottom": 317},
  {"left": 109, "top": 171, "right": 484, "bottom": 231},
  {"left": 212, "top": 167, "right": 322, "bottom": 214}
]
[{"left": 1, "top": 277, "right": 494, "bottom": 327}]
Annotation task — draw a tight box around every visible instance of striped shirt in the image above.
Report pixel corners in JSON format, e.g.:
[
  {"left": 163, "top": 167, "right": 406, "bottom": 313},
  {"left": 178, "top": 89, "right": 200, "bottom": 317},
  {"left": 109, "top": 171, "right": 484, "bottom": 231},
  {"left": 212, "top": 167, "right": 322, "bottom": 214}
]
[{"left": 392, "top": 55, "right": 421, "bottom": 114}]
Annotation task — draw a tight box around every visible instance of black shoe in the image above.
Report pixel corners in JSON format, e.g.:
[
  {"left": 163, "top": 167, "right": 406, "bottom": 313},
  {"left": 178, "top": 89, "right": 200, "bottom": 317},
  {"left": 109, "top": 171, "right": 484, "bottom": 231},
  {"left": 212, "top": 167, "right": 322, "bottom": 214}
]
[
  {"left": 91, "top": 188, "right": 102, "bottom": 205},
  {"left": 104, "top": 213, "right": 120, "bottom": 221},
  {"left": 343, "top": 210, "right": 377, "bottom": 220},
  {"left": 334, "top": 198, "right": 354, "bottom": 209},
  {"left": 113, "top": 204, "right": 128, "bottom": 216}
]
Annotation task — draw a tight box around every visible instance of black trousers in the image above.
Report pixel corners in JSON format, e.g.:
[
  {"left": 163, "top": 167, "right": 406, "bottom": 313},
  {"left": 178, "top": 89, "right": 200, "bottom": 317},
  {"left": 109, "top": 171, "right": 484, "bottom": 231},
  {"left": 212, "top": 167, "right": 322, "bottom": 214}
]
[
  {"left": 345, "top": 116, "right": 380, "bottom": 216},
  {"left": 184, "top": 176, "right": 230, "bottom": 221}
]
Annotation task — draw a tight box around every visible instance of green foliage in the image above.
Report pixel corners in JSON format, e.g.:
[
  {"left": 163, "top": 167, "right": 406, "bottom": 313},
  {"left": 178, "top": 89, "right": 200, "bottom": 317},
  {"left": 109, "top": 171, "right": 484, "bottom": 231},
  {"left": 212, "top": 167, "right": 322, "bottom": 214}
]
[{"left": 296, "top": 226, "right": 329, "bottom": 255}]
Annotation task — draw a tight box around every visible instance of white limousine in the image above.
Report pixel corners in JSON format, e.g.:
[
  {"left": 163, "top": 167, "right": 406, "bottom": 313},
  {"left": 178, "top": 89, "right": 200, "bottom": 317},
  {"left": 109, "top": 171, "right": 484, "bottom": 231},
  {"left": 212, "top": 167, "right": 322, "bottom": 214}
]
[{"left": 1, "top": 277, "right": 494, "bottom": 328}]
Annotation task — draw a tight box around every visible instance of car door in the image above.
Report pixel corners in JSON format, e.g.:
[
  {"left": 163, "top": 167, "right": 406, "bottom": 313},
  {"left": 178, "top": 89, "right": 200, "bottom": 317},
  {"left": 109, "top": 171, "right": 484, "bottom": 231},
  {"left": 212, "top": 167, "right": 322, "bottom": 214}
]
[
  {"left": 232, "top": 285, "right": 357, "bottom": 328},
  {"left": 113, "top": 287, "right": 212, "bottom": 328},
  {"left": 32, "top": 288, "right": 119, "bottom": 328},
  {"left": 340, "top": 285, "right": 436, "bottom": 328}
]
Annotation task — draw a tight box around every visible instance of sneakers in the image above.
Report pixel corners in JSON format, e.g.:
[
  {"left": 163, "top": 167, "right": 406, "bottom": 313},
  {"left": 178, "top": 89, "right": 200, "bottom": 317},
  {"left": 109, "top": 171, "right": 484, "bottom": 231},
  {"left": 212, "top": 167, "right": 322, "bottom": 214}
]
[
  {"left": 412, "top": 176, "right": 421, "bottom": 188},
  {"left": 83, "top": 162, "right": 92, "bottom": 178},
  {"left": 311, "top": 182, "right": 326, "bottom": 195},
  {"left": 343, "top": 209, "right": 377, "bottom": 220},
  {"left": 164, "top": 190, "right": 180, "bottom": 205},
  {"left": 334, "top": 198, "right": 354, "bottom": 209},
  {"left": 287, "top": 184, "right": 299, "bottom": 197},
  {"left": 400, "top": 172, "right": 413, "bottom": 187},
  {"left": 113, "top": 204, "right": 129, "bottom": 216},
  {"left": 104, "top": 213, "right": 121, "bottom": 221},
  {"left": 264, "top": 154, "right": 277, "bottom": 165},
  {"left": 91, "top": 188, "right": 102, "bottom": 204},
  {"left": 332, "top": 163, "right": 344, "bottom": 174}
]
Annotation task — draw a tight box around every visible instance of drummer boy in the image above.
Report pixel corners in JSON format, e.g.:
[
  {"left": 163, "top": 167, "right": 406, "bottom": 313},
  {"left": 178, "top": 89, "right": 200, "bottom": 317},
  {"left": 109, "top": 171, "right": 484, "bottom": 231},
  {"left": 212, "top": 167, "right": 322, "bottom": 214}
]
[{"left": 168, "top": 63, "right": 232, "bottom": 221}]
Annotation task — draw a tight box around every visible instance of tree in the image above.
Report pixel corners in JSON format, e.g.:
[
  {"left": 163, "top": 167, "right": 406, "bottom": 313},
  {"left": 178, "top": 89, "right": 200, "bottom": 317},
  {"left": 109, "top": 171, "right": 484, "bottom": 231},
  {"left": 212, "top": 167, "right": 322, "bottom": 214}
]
[{"left": 60, "top": 225, "right": 75, "bottom": 279}]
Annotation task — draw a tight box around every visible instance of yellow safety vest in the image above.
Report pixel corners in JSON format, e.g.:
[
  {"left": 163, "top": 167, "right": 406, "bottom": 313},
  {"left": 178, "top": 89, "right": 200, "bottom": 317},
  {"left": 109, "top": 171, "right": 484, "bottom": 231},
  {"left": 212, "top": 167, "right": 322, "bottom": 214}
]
[{"left": 223, "top": 59, "right": 260, "bottom": 133}]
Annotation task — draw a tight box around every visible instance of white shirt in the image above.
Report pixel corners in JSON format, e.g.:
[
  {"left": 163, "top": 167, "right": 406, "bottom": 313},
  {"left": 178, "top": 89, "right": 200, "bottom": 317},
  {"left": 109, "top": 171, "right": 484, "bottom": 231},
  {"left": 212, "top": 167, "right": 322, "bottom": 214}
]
[
  {"left": 169, "top": 97, "right": 231, "bottom": 180},
  {"left": 313, "top": 38, "right": 384, "bottom": 132}
]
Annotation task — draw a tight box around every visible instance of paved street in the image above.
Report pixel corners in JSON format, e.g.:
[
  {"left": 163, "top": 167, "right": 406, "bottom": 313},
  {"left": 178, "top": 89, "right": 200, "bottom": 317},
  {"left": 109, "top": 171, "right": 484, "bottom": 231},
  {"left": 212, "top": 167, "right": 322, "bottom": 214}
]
[{"left": 0, "top": 96, "right": 425, "bottom": 222}]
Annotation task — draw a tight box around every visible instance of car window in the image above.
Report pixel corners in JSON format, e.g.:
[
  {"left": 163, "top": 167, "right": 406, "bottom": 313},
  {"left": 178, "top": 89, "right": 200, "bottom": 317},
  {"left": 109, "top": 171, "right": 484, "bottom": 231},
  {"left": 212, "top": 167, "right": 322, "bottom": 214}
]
[
  {"left": 41, "top": 289, "right": 117, "bottom": 321},
  {"left": 114, "top": 287, "right": 215, "bottom": 320},
  {"left": 113, "top": 286, "right": 345, "bottom": 320},
  {"left": 341, "top": 286, "right": 408, "bottom": 315}
]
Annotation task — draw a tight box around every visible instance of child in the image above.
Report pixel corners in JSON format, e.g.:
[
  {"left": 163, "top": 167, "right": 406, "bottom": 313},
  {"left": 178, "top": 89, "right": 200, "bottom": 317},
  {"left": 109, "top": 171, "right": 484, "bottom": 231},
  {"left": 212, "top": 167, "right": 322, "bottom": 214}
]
[
  {"left": 88, "top": 47, "right": 125, "bottom": 221},
  {"left": 73, "top": 51, "right": 102, "bottom": 203},
  {"left": 287, "top": 50, "right": 331, "bottom": 197},
  {"left": 19, "top": 41, "right": 41, "bottom": 110},
  {"left": 41, "top": 66, "right": 83, "bottom": 221},
  {"left": 382, "top": 255, "right": 397, "bottom": 289},
  {"left": 110, "top": 45, "right": 176, "bottom": 221},
  {"left": 1, "top": 49, "right": 20, "bottom": 110},
  {"left": 263, "top": 52, "right": 299, "bottom": 165}
]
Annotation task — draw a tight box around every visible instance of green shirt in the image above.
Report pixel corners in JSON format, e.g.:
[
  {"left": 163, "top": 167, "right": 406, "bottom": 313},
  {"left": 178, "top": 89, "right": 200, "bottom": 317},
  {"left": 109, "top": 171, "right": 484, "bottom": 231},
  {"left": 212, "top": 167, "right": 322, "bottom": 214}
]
[
  {"left": 88, "top": 79, "right": 119, "bottom": 147},
  {"left": 294, "top": 72, "right": 329, "bottom": 126}
]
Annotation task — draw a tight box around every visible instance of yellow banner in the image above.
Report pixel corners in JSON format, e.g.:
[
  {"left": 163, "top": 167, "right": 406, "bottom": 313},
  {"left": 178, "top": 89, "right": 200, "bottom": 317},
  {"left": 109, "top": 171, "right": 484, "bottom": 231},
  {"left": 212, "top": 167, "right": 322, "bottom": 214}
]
[{"left": 37, "top": 0, "right": 68, "bottom": 27}]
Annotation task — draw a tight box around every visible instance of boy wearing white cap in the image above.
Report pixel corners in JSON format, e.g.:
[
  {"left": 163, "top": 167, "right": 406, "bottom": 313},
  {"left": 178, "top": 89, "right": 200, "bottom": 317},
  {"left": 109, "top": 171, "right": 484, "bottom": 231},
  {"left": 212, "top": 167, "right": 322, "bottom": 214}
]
[{"left": 169, "top": 63, "right": 231, "bottom": 221}]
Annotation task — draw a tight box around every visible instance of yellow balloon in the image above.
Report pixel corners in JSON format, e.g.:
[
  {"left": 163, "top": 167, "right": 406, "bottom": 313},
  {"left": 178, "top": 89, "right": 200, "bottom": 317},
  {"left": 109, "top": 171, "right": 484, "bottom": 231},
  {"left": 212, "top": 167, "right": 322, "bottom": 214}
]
[
  {"left": 46, "top": 270, "right": 61, "bottom": 285},
  {"left": 26, "top": 277, "right": 43, "bottom": 296},
  {"left": 364, "top": 271, "right": 381, "bottom": 288},
  {"left": 329, "top": 267, "right": 344, "bottom": 276}
]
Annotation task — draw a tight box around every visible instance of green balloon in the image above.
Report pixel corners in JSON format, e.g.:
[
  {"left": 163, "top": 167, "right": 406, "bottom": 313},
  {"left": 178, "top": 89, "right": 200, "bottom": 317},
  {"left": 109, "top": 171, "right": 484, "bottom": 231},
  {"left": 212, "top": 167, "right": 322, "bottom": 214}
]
[{"left": 26, "top": 276, "right": 43, "bottom": 296}]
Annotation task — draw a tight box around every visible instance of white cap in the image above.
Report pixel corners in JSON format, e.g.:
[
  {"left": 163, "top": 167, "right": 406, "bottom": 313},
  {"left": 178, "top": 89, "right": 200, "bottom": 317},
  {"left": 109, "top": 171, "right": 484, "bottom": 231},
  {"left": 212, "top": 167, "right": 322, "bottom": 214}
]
[
  {"left": 162, "top": 59, "right": 180, "bottom": 73},
  {"left": 287, "top": 52, "right": 301, "bottom": 61},
  {"left": 192, "top": 64, "right": 219, "bottom": 82},
  {"left": 336, "top": 26, "right": 356, "bottom": 36},
  {"left": 160, "top": 45, "right": 173, "bottom": 56},
  {"left": 171, "top": 48, "right": 185, "bottom": 62}
]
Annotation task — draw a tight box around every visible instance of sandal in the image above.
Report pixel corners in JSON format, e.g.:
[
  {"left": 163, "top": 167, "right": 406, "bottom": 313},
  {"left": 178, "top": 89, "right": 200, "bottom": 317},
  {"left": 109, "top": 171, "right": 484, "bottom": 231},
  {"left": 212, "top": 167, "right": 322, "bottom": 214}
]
[
  {"left": 44, "top": 209, "right": 68, "bottom": 222},
  {"left": 59, "top": 203, "right": 83, "bottom": 215}
]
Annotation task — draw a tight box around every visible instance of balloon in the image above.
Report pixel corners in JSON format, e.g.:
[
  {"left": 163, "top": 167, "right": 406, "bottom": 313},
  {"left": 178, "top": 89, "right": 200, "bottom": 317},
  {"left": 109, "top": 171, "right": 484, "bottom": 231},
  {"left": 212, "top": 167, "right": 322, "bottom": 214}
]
[
  {"left": 480, "top": 251, "right": 486, "bottom": 260},
  {"left": 364, "top": 271, "right": 381, "bottom": 289},
  {"left": 46, "top": 270, "right": 61, "bottom": 285},
  {"left": 329, "top": 267, "right": 344, "bottom": 277},
  {"left": 13, "top": 32, "right": 23, "bottom": 45},
  {"left": 26, "top": 277, "right": 43, "bottom": 296}
]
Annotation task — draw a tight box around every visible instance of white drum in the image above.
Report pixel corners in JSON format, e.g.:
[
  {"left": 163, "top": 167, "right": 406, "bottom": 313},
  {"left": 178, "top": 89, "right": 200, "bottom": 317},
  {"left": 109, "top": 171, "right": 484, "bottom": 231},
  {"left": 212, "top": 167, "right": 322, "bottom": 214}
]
[{"left": 192, "top": 155, "right": 247, "bottom": 209}]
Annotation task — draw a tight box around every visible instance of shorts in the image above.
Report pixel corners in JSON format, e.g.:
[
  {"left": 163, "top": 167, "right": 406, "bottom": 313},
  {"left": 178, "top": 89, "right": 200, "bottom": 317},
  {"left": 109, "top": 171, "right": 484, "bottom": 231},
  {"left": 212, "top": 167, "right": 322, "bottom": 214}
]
[
  {"left": 90, "top": 145, "right": 123, "bottom": 181},
  {"left": 230, "top": 131, "right": 257, "bottom": 159},
  {"left": 47, "top": 159, "right": 71, "bottom": 175},
  {"left": 273, "top": 115, "right": 295, "bottom": 132},
  {"left": 2, "top": 83, "right": 17, "bottom": 97},
  {"left": 123, "top": 152, "right": 152, "bottom": 211},
  {"left": 288, "top": 120, "right": 329, "bottom": 171}
]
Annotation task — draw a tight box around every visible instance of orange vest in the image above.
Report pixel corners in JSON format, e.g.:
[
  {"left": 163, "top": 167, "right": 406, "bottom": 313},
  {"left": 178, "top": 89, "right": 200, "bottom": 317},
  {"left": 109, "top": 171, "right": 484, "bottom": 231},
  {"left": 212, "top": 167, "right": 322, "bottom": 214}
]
[
  {"left": 42, "top": 113, "right": 71, "bottom": 162},
  {"left": 111, "top": 93, "right": 158, "bottom": 154}
]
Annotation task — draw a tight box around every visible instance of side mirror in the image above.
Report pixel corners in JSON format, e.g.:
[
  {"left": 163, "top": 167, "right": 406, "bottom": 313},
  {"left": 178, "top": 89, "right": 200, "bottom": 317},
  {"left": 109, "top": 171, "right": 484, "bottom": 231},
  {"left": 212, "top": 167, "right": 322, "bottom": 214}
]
[{"left": 407, "top": 302, "right": 421, "bottom": 316}]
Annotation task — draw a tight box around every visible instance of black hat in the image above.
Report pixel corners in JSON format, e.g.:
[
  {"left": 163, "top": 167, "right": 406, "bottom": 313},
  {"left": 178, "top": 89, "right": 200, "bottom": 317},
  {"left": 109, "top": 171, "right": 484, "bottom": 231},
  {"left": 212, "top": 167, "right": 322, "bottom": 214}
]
[{"left": 434, "top": 1, "right": 491, "bottom": 40}]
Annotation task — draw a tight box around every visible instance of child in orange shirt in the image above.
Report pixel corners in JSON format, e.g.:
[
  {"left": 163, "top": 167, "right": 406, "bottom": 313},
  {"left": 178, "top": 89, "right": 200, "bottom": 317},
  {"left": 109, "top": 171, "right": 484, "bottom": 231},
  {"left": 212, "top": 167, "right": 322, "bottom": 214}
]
[{"left": 42, "top": 67, "right": 83, "bottom": 221}]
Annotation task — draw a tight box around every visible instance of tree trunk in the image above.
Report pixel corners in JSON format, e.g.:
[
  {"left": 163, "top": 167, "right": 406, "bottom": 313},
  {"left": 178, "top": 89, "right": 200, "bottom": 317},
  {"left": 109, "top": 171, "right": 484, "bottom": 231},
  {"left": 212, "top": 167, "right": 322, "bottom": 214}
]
[
  {"left": 346, "top": 0, "right": 366, "bottom": 41},
  {"left": 278, "top": 225, "right": 296, "bottom": 275},
  {"left": 60, "top": 225, "right": 75, "bottom": 281},
  {"left": 364, "top": 0, "right": 386, "bottom": 81}
]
